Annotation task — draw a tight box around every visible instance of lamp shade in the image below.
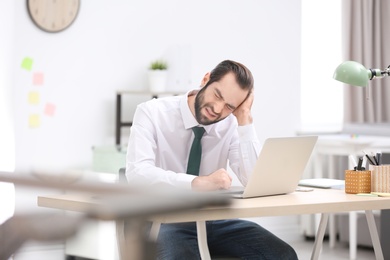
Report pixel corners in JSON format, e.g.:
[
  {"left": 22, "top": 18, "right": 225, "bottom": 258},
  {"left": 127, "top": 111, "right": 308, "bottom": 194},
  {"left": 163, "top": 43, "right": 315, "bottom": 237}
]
[{"left": 333, "top": 61, "right": 372, "bottom": 87}]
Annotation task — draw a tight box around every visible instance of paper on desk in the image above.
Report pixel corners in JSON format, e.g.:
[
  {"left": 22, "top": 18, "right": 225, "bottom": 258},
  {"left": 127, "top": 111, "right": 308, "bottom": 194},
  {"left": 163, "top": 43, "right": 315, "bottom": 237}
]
[{"left": 298, "top": 178, "right": 345, "bottom": 189}]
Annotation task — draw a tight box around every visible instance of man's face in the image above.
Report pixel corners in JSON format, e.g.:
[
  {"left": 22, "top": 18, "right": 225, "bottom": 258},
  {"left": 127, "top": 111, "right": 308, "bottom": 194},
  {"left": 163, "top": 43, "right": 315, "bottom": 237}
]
[{"left": 194, "top": 72, "right": 249, "bottom": 125}]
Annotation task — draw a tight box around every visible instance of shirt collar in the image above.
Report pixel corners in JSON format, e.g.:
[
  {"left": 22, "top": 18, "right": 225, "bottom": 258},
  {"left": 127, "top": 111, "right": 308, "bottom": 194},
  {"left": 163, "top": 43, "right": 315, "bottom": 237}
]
[{"left": 180, "top": 89, "right": 214, "bottom": 134}]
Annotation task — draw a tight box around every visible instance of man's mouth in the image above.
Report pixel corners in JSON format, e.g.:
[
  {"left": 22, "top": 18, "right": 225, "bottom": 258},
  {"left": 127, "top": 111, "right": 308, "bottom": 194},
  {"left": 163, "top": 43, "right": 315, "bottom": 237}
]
[{"left": 205, "top": 107, "right": 218, "bottom": 118}]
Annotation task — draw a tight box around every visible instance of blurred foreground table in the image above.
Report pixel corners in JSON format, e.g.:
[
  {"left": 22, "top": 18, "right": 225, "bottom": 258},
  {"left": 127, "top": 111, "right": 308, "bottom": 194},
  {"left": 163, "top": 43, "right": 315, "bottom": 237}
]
[{"left": 0, "top": 171, "right": 229, "bottom": 260}]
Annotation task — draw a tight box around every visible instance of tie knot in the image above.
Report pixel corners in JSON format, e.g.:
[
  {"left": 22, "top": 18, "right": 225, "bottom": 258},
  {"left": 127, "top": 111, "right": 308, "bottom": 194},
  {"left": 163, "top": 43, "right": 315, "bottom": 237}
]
[{"left": 192, "top": 127, "right": 205, "bottom": 139}]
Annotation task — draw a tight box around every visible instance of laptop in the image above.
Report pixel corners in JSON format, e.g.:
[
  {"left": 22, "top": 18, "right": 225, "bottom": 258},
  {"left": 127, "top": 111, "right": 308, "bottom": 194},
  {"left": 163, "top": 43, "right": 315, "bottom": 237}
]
[{"left": 224, "top": 136, "right": 318, "bottom": 199}]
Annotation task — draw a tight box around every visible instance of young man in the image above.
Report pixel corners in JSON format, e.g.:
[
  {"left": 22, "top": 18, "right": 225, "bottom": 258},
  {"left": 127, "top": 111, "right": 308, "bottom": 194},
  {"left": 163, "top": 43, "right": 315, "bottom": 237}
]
[{"left": 126, "top": 60, "right": 298, "bottom": 259}]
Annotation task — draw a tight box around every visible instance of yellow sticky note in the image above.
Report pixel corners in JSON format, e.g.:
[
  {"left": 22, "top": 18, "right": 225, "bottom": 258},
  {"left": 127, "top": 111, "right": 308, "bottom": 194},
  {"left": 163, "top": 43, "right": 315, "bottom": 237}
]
[
  {"left": 28, "top": 92, "right": 40, "bottom": 105},
  {"left": 33, "top": 72, "right": 44, "bottom": 85},
  {"left": 29, "top": 114, "right": 40, "bottom": 128},
  {"left": 21, "top": 57, "right": 33, "bottom": 71}
]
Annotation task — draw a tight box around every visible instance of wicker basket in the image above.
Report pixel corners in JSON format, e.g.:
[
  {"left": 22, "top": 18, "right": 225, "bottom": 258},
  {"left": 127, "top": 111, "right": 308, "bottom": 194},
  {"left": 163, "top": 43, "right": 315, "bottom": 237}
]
[
  {"left": 345, "top": 170, "right": 371, "bottom": 194},
  {"left": 370, "top": 165, "right": 390, "bottom": 193}
]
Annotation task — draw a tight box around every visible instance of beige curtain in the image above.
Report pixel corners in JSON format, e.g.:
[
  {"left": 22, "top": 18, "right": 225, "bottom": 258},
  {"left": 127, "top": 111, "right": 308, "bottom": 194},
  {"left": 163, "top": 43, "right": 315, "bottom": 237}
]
[{"left": 342, "top": 0, "right": 390, "bottom": 123}]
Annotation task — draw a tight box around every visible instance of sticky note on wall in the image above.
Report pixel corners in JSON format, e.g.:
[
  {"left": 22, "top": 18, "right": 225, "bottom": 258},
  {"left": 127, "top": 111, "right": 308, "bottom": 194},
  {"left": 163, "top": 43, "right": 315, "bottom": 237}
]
[
  {"left": 28, "top": 92, "right": 40, "bottom": 105},
  {"left": 44, "top": 103, "right": 56, "bottom": 116},
  {"left": 28, "top": 114, "right": 40, "bottom": 128},
  {"left": 33, "top": 72, "right": 44, "bottom": 85},
  {"left": 21, "top": 57, "right": 33, "bottom": 71}
]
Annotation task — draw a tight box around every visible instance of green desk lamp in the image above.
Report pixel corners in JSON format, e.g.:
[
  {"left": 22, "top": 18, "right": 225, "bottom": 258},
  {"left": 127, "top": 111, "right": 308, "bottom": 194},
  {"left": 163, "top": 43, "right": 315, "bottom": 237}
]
[{"left": 333, "top": 61, "right": 390, "bottom": 87}]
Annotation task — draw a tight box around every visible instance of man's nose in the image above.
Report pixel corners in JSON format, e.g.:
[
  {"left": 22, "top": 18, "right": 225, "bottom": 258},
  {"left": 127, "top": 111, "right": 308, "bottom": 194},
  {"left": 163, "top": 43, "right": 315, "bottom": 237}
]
[{"left": 214, "top": 100, "right": 224, "bottom": 114}]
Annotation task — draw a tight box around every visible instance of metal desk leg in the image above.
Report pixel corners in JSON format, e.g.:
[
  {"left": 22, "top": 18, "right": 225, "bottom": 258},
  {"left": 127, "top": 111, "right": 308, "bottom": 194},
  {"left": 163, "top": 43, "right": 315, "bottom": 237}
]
[
  {"left": 329, "top": 213, "right": 336, "bottom": 248},
  {"left": 115, "top": 93, "right": 121, "bottom": 146},
  {"left": 365, "top": 210, "right": 384, "bottom": 260},
  {"left": 116, "top": 220, "right": 126, "bottom": 260},
  {"left": 348, "top": 156, "right": 359, "bottom": 260},
  {"left": 149, "top": 222, "right": 161, "bottom": 241},
  {"left": 311, "top": 213, "right": 329, "bottom": 260},
  {"left": 349, "top": 211, "right": 357, "bottom": 259},
  {"left": 196, "top": 221, "right": 211, "bottom": 260},
  {"left": 328, "top": 155, "right": 336, "bottom": 249}
]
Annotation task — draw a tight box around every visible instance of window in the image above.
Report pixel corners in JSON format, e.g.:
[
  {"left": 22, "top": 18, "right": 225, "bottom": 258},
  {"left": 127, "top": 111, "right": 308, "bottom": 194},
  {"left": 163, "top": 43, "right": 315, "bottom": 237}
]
[{"left": 300, "top": 0, "right": 343, "bottom": 132}]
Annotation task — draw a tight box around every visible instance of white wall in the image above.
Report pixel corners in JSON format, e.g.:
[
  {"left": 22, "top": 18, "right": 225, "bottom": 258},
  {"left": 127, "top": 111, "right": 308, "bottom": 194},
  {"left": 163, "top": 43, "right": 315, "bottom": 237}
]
[
  {"left": 0, "top": 0, "right": 15, "bottom": 224},
  {"left": 2, "top": 1, "right": 302, "bottom": 257},
  {"left": 9, "top": 0, "right": 301, "bottom": 173}
]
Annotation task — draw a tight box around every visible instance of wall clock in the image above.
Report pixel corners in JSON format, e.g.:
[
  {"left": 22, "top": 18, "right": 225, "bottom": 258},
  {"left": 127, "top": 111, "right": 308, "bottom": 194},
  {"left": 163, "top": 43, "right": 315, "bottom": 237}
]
[{"left": 27, "top": 0, "right": 80, "bottom": 33}]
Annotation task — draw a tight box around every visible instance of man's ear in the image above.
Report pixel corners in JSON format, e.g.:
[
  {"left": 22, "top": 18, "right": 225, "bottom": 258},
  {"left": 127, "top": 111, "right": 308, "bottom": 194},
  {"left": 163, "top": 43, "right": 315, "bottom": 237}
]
[{"left": 200, "top": 72, "right": 210, "bottom": 87}]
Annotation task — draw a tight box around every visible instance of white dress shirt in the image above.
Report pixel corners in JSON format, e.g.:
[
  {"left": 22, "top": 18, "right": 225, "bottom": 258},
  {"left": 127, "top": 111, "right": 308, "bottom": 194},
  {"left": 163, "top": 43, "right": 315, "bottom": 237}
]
[{"left": 126, "top": 90, "right": 261, "bottom": 190}]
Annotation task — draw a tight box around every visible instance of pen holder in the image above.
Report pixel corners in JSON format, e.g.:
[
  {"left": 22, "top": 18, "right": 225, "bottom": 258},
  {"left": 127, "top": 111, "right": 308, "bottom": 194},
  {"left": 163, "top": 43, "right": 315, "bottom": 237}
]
[
  {"left": 369, "top": 165, "right": 390, "bottom": 193},
  {"left": 345, "top": 170, "right": 371, "bottom": 194}
]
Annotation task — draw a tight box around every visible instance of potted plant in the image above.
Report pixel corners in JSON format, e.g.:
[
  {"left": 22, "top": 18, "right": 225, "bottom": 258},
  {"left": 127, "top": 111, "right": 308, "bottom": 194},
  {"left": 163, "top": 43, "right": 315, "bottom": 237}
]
[{"left": 148, "top": 60, "right": 168, "bottom": 92}]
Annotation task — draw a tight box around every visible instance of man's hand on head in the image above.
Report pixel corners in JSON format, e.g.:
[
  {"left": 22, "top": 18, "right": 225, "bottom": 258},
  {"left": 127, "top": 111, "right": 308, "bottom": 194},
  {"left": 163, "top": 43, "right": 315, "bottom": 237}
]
[
  {"left": 233, "top": 91, "right": 254, "bottom": 126},
  {"left": 191, "top": 168, "right": 232, "bottom": 191}
]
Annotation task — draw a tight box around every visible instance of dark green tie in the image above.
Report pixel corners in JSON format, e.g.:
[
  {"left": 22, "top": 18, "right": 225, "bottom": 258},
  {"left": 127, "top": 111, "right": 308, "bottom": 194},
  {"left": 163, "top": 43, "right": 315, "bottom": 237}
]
[{"left": 186, "top": 127, "right": 205, "bottom": 176}]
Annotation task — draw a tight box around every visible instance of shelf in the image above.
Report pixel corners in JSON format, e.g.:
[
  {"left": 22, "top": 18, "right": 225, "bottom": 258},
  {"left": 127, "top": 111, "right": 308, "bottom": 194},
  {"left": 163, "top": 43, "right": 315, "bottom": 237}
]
[{"left": 115, "top": 90, "right": 183, "bottom": 146}]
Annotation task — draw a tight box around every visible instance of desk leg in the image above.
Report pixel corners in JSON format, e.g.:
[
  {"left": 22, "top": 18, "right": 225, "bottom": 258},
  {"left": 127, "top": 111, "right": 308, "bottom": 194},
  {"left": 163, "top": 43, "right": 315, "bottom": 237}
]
[
  {"left": 328, "top": 155, "right": 336, "bottom": 249},
  {"left": 329, "top": 213, "right": 335, "bottom": 248},
  {"left": 365, "top": 210, "right": 384, "bottom": 260},
  {"left": 311, "top": 213, "right": 329, "bottom": 260},
  {"left": 115, "top": 93, "right": 121, "bottom": 146},
  {"left": 149, "top": 222, "right": 161, "bottom": 241},
  {"left": 349, "top": 211, "right": 357, "bottom": 259},
  {"left": 196, "top": 221, "right": 211, "bottom": 260},
  {"left": 122, "top": 219, "right": 156, "bottom": 260},
  {"left": 122, "top": 219, "right": 145, "bottom": 260},
  {"left": 348, "top": 156, "right": 359, "bottom": 260}
]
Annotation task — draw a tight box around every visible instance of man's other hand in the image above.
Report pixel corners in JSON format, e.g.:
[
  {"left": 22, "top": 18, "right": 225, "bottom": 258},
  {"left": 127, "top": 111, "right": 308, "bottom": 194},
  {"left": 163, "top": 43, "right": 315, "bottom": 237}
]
[{"left": 191, "top": 168, "right": 232, "bottom": 191}]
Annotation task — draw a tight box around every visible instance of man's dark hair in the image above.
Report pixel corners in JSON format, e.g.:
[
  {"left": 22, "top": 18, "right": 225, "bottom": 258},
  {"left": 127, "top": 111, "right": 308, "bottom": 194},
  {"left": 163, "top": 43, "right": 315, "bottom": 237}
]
[{"left": 206, "top": 60, "right": 254, "bottom": 93}]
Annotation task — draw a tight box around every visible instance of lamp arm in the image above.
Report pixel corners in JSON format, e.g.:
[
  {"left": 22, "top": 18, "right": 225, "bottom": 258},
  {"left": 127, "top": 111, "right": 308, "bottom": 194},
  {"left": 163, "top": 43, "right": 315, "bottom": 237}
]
[{"left": 369, "top": 65, "right": 390, "bottom": 80}]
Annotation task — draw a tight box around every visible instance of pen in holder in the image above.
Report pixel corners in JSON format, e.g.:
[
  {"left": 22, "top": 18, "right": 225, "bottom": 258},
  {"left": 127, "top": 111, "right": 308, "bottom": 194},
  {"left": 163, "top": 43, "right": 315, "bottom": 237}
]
[
  {"left": 369, "top": 164, "right": 390, "bottom": 193},
  {"left": 345, "top": 170, "right": 371, "bottom": 194}
]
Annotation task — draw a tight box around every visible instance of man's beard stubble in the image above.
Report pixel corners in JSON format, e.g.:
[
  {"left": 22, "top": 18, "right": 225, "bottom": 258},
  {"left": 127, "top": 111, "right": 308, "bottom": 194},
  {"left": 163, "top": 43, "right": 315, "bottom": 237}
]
[{"left": 194, "top": 87, "right": 225, "bottom": 125}]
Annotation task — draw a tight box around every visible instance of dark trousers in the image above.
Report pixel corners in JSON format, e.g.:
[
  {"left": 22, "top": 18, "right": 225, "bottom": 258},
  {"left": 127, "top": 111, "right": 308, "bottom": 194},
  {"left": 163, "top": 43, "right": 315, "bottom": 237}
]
[{"left": 156, "top": 219, "right": 298, "bottom": 260}]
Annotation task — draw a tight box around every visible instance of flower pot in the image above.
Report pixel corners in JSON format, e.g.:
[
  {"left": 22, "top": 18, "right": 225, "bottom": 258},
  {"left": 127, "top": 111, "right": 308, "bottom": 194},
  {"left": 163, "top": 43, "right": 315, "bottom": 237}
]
[{"left": 148, "top": 70, "right": 167, "bottom": 93}]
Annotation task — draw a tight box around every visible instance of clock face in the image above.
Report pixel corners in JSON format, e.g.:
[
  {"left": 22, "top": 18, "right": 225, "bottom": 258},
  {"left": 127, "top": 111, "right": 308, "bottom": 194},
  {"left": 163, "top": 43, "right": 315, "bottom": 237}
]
[{"left": 27, "top": 0, "right": 80, "bottom": 33}]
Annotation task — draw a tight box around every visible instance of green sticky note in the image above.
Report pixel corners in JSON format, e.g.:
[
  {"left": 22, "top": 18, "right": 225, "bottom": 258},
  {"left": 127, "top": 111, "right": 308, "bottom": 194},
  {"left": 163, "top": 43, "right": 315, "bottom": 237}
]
[
  {"left": 356, "top": 193, "right": 378, "bottom": 197},
  {"left": 21, "top": 57, "right": 33, "bottom": 71},
  {"left": 371, "top": 192, "right": 390, "bottom": 197}
]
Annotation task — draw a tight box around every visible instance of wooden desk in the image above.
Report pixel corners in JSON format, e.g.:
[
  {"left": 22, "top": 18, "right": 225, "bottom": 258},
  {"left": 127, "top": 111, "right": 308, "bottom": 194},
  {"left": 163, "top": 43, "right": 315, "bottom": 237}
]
[{"left": 38, "top": 188, "right": 390, "bottom": 260}]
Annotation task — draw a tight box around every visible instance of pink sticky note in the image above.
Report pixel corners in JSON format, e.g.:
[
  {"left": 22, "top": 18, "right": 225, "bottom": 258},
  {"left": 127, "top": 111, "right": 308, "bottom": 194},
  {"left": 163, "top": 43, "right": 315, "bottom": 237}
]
[
  {"left": 44, "top": 103, "right": 56, "bottom": 116},
  {"left": 33, "top": 72, "right": 44, "bottom": 85}
]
